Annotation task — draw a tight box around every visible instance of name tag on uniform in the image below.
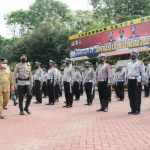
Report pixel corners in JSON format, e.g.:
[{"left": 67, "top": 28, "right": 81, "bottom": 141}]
[{"left": 89, "top": 80, "right": 92, "bottom": 82}]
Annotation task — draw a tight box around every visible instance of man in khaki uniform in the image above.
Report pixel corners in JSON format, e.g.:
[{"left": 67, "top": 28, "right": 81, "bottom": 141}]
[{"left": 0, "top": 58, "right": 14, "bottom": 119}]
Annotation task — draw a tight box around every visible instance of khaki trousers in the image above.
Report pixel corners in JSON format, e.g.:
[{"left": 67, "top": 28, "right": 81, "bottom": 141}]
[{"left": 0, "top": 92, "right": 10, "bottom": 116}]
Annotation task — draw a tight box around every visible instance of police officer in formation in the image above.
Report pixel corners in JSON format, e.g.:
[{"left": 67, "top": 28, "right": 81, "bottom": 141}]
[
  {"left": 42, "top": 69, "right": 48, "bottom": 98},
  {"left": 14, "top": 54, "right": 33, "bottom": 115},
  {"left": 46, "top": 60, "right": 57, "bottom": 105},
  {"left": 114, "top": 67, "right": 119, "bottom": 98},
  {"left": 54, "top": 63, "right": 61, "bottom": 102},
  {"left": 73, "top": 66, "right": 81, "bottom": 101},
  {"left": 115, "top": 65, "right": 125, "bottom": 101},
  {"left": 34, "top": 62, "right": 43, "bottom": 104},
  {"left": 83, "top": 61, "right": 96, "bottom": 106},
  {"left": 63, "top": 58, "right": 74, "bottom": 108},
  {"left": 146, "top": 64, "right": 150, "bottom": 97},
  {"left": 125, "top": 49, "right": 148, "bottom": 115},
  {"left": 90, "top": 65, "right": 96, "bottom": 99},
  {"left": 96, "top": 53, "right": 112, "bottom": 112}
]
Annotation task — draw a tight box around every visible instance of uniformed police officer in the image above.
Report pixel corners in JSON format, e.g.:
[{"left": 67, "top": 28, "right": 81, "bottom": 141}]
[
  {"left": 34, "top": 62, "right": 43, "bottom": 104},
  {"left": 96, "top": 53, "right": 112, "bottom": 112},
  {"left": 42, "top": 69, "right": 48, "bottom": 98},
  {"left": 73, "top": 66, "right": 81, "bottom": 101},
  {"left": 46, "top": 60, "right": 57, "bottom": 105},
  {"left": 114, "top": 67, "right": 119, "bottom": 98},
  {"left": 146, "top": 64, "right": 150, "bottom": 97},
  {"left": 125, "top": 49, "right": 148, "bottom": 115},
  {"left": 116, "top": 65, "right": 125, "bottom": 101},
  {"left": 83, "top": 61, "right": 95, "bottom": 106},
  {"left": 90, "top": 65, "right": 96, "bottom": 99},
  {"left": 54, "top": 63, "right": 61, "bottom": 102},
  {"left": 14, "top": 54, "right": 33, "bottom": 115},
  {"left": 0, "top": 58, "right": 14, "bottom": 119},
  {"left": 63, "top": 58, "right": 74, "bottom": 108}
]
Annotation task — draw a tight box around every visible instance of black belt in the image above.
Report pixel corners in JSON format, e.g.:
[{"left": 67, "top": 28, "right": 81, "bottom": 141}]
[{"left": 18, "top": 77, "right": 29, "bottom": 81}]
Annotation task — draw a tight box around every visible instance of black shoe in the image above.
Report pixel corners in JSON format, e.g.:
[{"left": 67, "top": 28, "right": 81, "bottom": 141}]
[
  {"left": 4, "top": 107, "right": 7, "bottom": 110},
  {"left": 64, "top": 102, "right": 66, "bottom": 103},
  {"left": 14, "top": 101, "right": 18, "bottom": 106},
  {"left": 88, "top": 103, "right": 92, "bottom": 106},
  {"left": 134, "top": 111, "right": 140, "bottom": 115},
  {"left": 55, "top": 99, "right": 59, "bottom": 102},
  {"left": 24, "top": 108, "right": 31, "bottom": 114},
  {"left": 128, "top": 111, "right": 134, "bottom": 114},
  {"left": 96, "top": 108, "right": 104, "bottom": 111},
  {"left": 20, "top": 111, "right": 25, "bottom": 115},
  {"left": 84, "top": 103, "right": 89, "bottom": 105},
  {"left": 109, "top": 101, "right": 111, "bottom": 103},
  {"left": 120, "top": 99, "right": 124, "bottom": 101},
  {"left": 45, "top": 103, "right": 51, "bottom": 105},
  {"left": 104, "top": 108, "right": 108, "bottom": 112},
  {"left": 117, "top": 99, "right": 121, "bottom": 101},
  {"left": 67, "top": 106, "right": 72, "bottom": 108},
  {"left": 63, "top": 105, "right": 67, "bottom": 107},
  {"left": 33, "top": 102, "right": 38, "bottom": 103},
  {"left": 50, "top": 103, "right": 54, "bottom": 105},
  {"left": 0, "top": 115, "right": 4, "bottom": 119}
]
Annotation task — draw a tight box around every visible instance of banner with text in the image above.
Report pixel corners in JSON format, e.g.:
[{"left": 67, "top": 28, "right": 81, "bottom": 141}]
[{"left": 69, "top": 16, "right": 150, "bottom": 60}]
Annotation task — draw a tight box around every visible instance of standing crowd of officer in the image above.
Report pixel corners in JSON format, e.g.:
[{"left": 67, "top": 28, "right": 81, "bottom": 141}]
[{"left": 0, "top": 49, "right": 150, "bottom": 119}]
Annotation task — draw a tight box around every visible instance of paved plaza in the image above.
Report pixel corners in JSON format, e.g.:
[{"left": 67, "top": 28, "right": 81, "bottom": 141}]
[{"left": 0, "top": 91, "right": 150, "bottom": 150}]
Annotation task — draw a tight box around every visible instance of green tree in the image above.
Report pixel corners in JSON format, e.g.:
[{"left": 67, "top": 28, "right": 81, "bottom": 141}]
[{"left": 91, "top": 0, "right": 150, "bottom": 23}]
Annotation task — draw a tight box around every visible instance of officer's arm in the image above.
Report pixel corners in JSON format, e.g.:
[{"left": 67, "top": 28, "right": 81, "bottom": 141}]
[
  {"left": 95, "top": 67, "right": 98, "bottom": 84},
  {"left": 124, "top": 65, "right": 128, "bottom": 84},
  {"left": 39, "top": 69, "right": 43, "bottom": 83},
  {"left": 140, "top": 62, "right": 148, "bottom": 82},
  {"left": 107, "top": 64, "right": 111, "bottom": 83},
  {"left": 53, "top": 69, "right": 57, "bottom": 85},
  {"left": 70, "top": 68, "right": 74, "bottom": 84},
  {"left": 29, "top": 72, "right": 33, "bottom": 85},
  {"left": 10, "top": 69, "right": 14, "bottom": 88},
  {"left": 13, "top": 65, "right": 19, "bottom": 86}
]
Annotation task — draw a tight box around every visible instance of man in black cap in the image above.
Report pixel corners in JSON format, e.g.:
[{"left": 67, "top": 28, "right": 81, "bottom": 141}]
[
  {"left": 14, "top": 54, "right": 33, "bottom": 115},
  {"left": 34, "top": 61, "right": 43, "bottom": 104}
]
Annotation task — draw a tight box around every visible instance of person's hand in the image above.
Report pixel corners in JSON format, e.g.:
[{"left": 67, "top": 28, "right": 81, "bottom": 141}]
[
  {"left": 14, "top": 85, "right": 18, "bottom": 90},
  {"left": 107, "top": 83, "right": 111, "bottom": 87},
  {"left": 11, "top": 86, "right": 14, "bottom": 91},
  {"left": 141, "top": 82, "right": 145, "bottom": 86},
  {"left": 92, "top": 84, "right": 95, "bottom": 87},
  {"left": 145, "top": 82, "right": 148, "bottom": 86},
  {"left": 124, "top": 84, "right": 127, "bottom": 87},
  {"left": 30, "top": 84, "right": 33, "bottom": 89},
  {"left": 70, "top": 83, "right": 73, "bottom": 86},
  {"left": 53, "top": 84, "right": 56, "bottom": 87}
]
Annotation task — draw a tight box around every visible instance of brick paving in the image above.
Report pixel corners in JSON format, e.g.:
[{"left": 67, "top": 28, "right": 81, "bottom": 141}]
[{"left": 0, "top": 91, "right": 150, "bottom": 150}]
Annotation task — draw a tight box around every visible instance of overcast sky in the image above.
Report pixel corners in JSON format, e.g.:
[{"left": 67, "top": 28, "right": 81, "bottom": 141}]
[{"left": 0, "top": 0, "right": 92, "bottom": 38}]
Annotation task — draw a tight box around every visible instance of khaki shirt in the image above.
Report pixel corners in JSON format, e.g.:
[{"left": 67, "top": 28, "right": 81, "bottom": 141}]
[{"left": 0, "top": 67, "right": 14, "bottom": 92}]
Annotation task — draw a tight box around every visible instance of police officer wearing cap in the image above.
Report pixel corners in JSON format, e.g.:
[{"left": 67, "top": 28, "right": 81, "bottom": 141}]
[
  {"left": 0, "top": 58, "right": 14, "bottom": 119},
  {"left": 42, "top": 69, "right": 48, "bottom": 98},
  {"left": 96, "top": 53, "right": 112, "bottom": 112},
  {"left": 73, "top": 66, "right": 81, "bottom": 101},
  {"left": 14, "top": 54, "right": 33, "bottom": 115},
  {"left": 115, "top": 65, "right": 125, "bottom": 101},
  {"left": 34, "top": 61, "right": 43, "bottom": 104},
  {"left": 146, "top": 64, "right": 150, "bottom": 97},
  {"left": 63, "top": 58, "right": 74, "bottom": 108},
  {"left": 125, "top": 49, "right": 148, "bottom": 115},
  {"left": 83, "top": 61, "right": 96, "bottom": 106},
  {"left": 46, "top": 60, "right": 57, "bottom": 105},
  {"left": 53, "top": 63, "right": 61, "bottom": 102}
]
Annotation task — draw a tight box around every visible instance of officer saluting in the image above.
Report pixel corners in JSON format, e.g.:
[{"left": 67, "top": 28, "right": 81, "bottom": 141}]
[
  {"left": 63, "top": 58, "right": 74, "bottom": 108},
  {"left": 83, "top": 61, "right": 96, "bottom": 106},
  {"left": 96, "top": 53, "right": 112, "bottom": 112},
  {"left": 14, "top": 54, "right": 33, "bottom": 115},
  {"left": 46, "top": 60, "right": 57, "bottom": 105},
  {"left": 34, "top": 61, "right": 43, "bottom": 104},
  {"left": 125, "top": 49, "right": 148, "bottom": 115}
]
